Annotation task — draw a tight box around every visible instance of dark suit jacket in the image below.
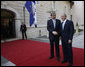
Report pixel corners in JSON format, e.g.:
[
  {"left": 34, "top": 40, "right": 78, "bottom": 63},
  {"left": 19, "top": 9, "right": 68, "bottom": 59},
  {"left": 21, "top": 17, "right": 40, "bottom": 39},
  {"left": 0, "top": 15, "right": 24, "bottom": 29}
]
[
  {"left": 47, "top": 19, "right": 61, "bottom": 41},
  {"left": 20, "top": 24, "right": 27, "bottom": 32},
  {"left": 60, "top": 20, "right": 74, "bottom": 43}
]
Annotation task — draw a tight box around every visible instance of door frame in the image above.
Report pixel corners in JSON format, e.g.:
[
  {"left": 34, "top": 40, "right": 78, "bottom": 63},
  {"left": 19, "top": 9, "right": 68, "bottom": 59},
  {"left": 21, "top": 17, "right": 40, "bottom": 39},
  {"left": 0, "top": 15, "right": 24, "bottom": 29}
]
[{"left": 1, "top": 5, "right": 22, "bottom": 39}]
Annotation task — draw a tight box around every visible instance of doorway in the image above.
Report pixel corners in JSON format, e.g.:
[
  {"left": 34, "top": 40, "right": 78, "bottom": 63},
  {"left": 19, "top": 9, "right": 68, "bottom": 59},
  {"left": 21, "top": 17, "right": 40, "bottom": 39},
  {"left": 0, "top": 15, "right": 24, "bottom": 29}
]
[{"left": 1, "top": 9, "right": 16, "bottom": 40}]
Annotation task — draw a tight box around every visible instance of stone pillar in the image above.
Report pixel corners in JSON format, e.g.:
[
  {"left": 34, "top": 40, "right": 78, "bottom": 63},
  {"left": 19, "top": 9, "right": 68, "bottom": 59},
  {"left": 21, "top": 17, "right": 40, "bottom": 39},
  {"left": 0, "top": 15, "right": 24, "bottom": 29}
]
[
  {"left": 75, "top": 22, "right": 79, "bottom": 35},
  {"left": 39, "top": 30, "right": 41, "bottom": 37}
]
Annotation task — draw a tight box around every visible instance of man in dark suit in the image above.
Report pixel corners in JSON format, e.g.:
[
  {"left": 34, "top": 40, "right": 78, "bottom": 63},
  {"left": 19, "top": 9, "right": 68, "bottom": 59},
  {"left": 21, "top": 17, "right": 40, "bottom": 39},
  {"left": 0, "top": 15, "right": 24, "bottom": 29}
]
[
  {"left": 47, "top": 12, "right": 61, "bottom": 61},
  {"left": 20, "top": 22, "right": 27, "bottom": 40},
  {"left": 60, "top": 14, "right": 74, "bottom": 66}
]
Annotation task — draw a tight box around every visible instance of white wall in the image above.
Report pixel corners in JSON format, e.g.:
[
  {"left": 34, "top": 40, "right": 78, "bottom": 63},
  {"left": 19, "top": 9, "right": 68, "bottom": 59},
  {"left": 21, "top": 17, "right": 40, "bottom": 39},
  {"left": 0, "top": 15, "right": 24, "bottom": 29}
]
[{"left": 72, "top": 1, "right": 84, "bottom": 29}]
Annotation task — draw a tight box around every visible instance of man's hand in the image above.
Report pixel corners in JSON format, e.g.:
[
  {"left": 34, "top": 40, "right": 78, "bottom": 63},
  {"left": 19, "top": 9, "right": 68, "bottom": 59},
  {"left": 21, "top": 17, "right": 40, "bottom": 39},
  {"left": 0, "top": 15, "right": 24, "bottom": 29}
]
[
  {"left": 52, "top": 31, "right": 58, "bottom": 35},
  {"left": 68, "top": 40, "right": 72, "bottom": 44},
  {"left": 59, "top": 36, "right": 61, "bottom": 40}
]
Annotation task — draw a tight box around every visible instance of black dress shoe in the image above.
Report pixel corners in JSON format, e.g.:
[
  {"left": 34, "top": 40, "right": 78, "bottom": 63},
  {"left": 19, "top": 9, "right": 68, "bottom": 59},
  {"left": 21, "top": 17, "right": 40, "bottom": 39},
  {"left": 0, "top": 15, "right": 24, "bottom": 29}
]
[
  {"left": 62, "top": 60, "right": 68, "bottom": 64},
  {"left": 49, "top": 56, "right": 54, "bottom": 59},
  {"left": 68, "top": 63, "right": 72, "bottom": 66}
]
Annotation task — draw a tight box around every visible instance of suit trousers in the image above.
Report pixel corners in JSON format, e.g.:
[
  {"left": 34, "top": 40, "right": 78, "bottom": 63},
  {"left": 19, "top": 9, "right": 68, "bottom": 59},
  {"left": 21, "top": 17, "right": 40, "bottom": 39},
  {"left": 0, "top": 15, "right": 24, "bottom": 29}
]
[
  {"left": 62, "top": 41, "right": 73, "bottom": 64},
  {"left": 49, "top": 37, "right": 60, "bottom": 58},
  {"left": 22, "top": 32, "right": 27, "bottom": 39}
]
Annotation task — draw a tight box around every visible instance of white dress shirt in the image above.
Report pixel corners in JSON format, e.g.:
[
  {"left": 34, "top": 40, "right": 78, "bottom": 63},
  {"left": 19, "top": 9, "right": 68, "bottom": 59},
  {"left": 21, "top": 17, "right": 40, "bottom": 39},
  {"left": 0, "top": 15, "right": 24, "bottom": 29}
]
[
  {"left": 52, "top": 19, "right": 56, "bottom": 29},
  {"left": 62, "top": 19, "right": 67, "bottom": 30}
]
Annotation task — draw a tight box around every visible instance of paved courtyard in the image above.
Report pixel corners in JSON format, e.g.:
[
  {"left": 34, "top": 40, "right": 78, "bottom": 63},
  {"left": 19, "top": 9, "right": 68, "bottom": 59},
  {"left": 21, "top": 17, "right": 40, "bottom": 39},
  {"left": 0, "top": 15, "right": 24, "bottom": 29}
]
[{"left": 29, "top": 31, "right": 84, "bottom": 48}]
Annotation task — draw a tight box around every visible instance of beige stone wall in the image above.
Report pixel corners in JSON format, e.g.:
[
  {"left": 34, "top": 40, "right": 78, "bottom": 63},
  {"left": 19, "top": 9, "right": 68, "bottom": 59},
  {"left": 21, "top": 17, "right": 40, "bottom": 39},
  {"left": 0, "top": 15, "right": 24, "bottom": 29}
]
[
  {"left": 55, "top": 1, "right": 71, "bottom": 19},
  {"left": 25, "top": 1, "right": 71, "bottom": 38},
  {"left": 2, "top": 1, "right": 25, "bottom": 21},
  {"left": 72, "top": 1, "right": 84, "bottom": 29},
  {"left": 2, "top": 1, "right": 79, "bottom": 38}
]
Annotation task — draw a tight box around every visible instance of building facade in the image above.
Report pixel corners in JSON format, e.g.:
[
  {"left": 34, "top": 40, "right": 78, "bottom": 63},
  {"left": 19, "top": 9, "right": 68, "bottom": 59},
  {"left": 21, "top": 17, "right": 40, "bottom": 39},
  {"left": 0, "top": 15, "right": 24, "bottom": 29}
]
[
  {"left": 72, "top": 1, "right": 84, "bottom": 29},
  {"left": 1, "top": 1, "right": 84, "bottom": 39}
]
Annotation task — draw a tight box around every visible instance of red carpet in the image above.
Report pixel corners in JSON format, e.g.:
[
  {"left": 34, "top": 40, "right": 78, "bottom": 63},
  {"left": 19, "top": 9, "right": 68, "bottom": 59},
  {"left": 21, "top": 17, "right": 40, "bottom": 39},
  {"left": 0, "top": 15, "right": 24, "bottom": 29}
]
[{"left": 1, "top": 40, "right": 84, "bottom": 66}]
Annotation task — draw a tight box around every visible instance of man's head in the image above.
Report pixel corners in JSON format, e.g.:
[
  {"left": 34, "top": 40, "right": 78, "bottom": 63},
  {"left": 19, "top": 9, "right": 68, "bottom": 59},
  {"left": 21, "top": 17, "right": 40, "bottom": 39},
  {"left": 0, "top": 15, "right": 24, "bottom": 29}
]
[
  {"left": 51, "top": 12, "right": 56, "bottom": 19},
  {"left": 22, "top": 22, "right": 24, "bottom": 25},
  {"left": 61, "top": 14, "right": 67, "bottom": 21}
]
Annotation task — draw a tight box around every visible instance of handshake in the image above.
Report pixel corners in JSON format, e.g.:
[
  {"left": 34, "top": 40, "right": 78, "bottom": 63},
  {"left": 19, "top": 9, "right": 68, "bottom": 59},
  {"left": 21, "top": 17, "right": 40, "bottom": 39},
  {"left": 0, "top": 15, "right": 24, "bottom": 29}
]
[{"left": 52, "top": 31, "right": 58, "bottom": 35}]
